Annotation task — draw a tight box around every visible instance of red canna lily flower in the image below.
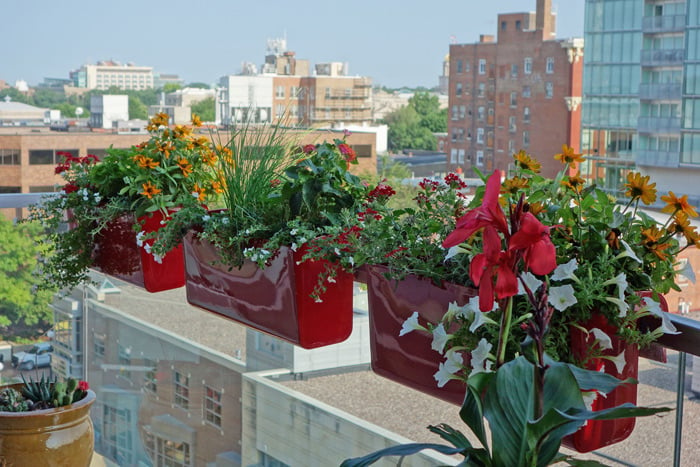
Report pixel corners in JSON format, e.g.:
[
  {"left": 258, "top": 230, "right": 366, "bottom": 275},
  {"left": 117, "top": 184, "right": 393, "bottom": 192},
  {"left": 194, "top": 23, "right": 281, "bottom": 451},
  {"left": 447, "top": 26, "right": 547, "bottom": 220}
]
[
  {"left": 508, "top": 212, "right": 557, "bottom": 275},
  {"left": 470, "top": 226, "right": 518, "bottom": 311},
  {"left": 443, "top": 170, "right": 508, "bottom": 248}
]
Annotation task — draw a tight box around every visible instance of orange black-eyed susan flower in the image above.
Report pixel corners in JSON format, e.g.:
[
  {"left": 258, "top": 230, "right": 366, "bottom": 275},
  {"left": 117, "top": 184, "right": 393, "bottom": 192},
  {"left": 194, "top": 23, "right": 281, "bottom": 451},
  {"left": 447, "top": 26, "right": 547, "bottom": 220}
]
[
  {"left": 625, "top": 172, "right": 657, "bottom": 205},
  {"left": 192, "top": 183, "right": 206, "bottom": 202},
  {"left": 661, "top": 191, "right": 698, "bottom": 218},
  {"left": 554, "top": 144, "right": 585, "bottom": 168},
  {"left": 668, "top": 212, "right": 700, "bottom": 245},
  {"left": 133, "top": 154, "right": 159, "bottom": 169},
  {"left": 191, "top": 114, "right": 202, "bottom": 127},
  {"left": 606, "top": 228, "right": 621, "bottom": 249},
  {"left": 177, "top": 157, "right": 193, "bottom": 177},
  {"left": 642, "top": 226, "right": 672, "bottom": 260},
  {"left": 502, "top": 176, "right": 529, "bottom": 194},
  {"left": 513, "top": 150, "right": 541, "bottom": 173},
  {"left": 141, "top": 181, "right": 162, "bottom": 199},
  {"left": 561, "top": 172, "right": 586, "bottom": 194}
]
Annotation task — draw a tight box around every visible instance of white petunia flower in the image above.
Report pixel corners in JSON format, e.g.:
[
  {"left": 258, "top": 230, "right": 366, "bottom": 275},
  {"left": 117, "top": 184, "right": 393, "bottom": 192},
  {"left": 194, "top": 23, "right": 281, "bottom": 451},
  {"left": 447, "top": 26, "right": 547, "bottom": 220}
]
[
  {"left": 202, "top": 215, "right": 211, "bottom": 222},
  {"left": 606, "top": 296, "right": 629, "bottom": 317},
  {"left": 469, "top": 338, "right": 494, "bottom": 377},
  {"left": 444, "top": 301, "right": 467, "bottom": 321},
  {"left": 144, "top": 244, "right": 152, "bottom": 254},
  {"left": 519, "top": 272, "right": 543, "bottom": 295},
  {"left": 290, "top": 229, "right": 298, "bottom": 236},
  {"left": 679, "top": 260, "right": 697, "bottom": 284},
  {"left": 469, "top": 295, "right": 497, "bottom": 313},
  {"left": 291, "top": 243, "right": 298, "bottom": 252},
  {"left": 548, "top": 284, "right": 577, "bottom": 311},
  {"left": 443, "top": 349, "right": 464, "bottom": 374},
  {"left": 153, "top": 254, "right": 163, "bottom": 264},
  {"left": 604, "top": 273, "right": 629, "bottom": 301},
  {"left": 431, "top": 323, "right": 451, "bottom": 354},
  {"left": 469, "top": 309, "right": 496, "bottom": 333},
  {"left": 551, "top": 259, "right": 579, "bottom": 282},
  {"left": 444, "top": 245, "right": 467, "bottom": 261},
  {"left": 434, "top": 361, "right": 457, "bottom": 388},
  {"left": 327, "top": 276, "right": 336, "bottom": 283},
  {"left": 136, "top": 231, "right": 146, "bottom": 247},
  {"left": 607, "top": 349, "right": 627, "bottom": 374},
  {"left": 644, "top": 297, "right": 680, "bottom": 334},
  {"left": 399, "top": 311, "right": 427, "bottom": 336},
  {"left": 590, "top": 328, "right": 613, "bottom": 351},
  {"left": 618, "top": 240, "right": 643, "bottom": 263}
]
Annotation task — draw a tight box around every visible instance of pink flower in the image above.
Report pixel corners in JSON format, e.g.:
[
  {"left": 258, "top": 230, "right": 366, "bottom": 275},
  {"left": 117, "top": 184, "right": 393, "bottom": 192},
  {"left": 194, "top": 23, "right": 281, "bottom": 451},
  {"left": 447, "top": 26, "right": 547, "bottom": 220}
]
[{"left": 302, "top": 144, "right": 316, "bottom": 154}]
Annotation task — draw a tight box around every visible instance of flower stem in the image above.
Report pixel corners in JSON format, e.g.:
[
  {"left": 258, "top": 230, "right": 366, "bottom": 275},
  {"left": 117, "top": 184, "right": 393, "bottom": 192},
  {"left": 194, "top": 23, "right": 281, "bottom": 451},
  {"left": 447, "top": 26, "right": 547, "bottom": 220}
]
[{"left": 496, "top": 297, "right": 514, "bottom": 367}]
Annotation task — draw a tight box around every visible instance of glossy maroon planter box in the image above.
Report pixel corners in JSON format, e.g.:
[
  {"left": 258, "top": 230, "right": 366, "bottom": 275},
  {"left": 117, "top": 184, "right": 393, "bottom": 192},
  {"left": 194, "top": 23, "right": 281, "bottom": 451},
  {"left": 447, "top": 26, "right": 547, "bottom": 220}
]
[
  {"left": 93, "top": 210, "right": 185, "bottom": 293},
  {"left": 366, "top": 265, "right": 477, "bottom": 405},
  {"left": 182, "top": 233, "right": 354, "bottom": 349},
  {"left": 563, "top": 293, "right": 668, "bottom": 453}
]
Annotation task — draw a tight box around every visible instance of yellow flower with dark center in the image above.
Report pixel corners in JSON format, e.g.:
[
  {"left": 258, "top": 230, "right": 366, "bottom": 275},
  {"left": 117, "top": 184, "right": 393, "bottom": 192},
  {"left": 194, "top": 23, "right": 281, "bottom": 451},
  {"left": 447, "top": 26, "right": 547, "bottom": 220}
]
[
  {"left": 502, "top": 176, "right": 529, "bottom": 194},
  {"left": 193, "top": 136, "right": 210, "bottom": 148},
  {"left": 513, "top": 150, "right": 541, "bottom": 173},
  {"left": 561, "top": 172, "right": 586, "bottom": 194},
  {"left": 554, "top": 144, "right": 585, "bottom": 168},
  {"left": 202, "top": 150, "right": 218, "bottom": 166},
  {"left": 141, "top": 181, "right": 161, "bottom": 199},
  {"left": 152, "top": 112, "right": 169, "bottom": 127},
  {"left": 606, "top": 228, "right": 621, "bottom": 250},
  {"left": 177, "top": 158, "right": 193, "bottom": 177},
  {"left": 624, "top": 172, "right": 657, "bottom": 205},
  {"left": 642, "top": 226, "right": 672, "bottom": 260},
  {"left": 191, "top": 114, "right": 202, "bottom": 127},
  {"left": 157, "top": 140, "right": 175, "bottom": 157},
  {"left": 218, "top": 146, "right": 234, "bottom": 166},
  {"left": 211, "top": 180, "right": 225, "bottom": 194},
  {"left": 173, "top": 125, "right": 192, "bottom": 139},
  {"left": 661, "top": 191, "right": 698, "bottom": 217},
  {"left": 527, "top": 202, "right": 545, "bottom": 216},
  {"left": 668, "top": 212, "right": 700, "bottom": 245},
  {"left": 133, "top": 154, "right": 159, "bottom": 169}
]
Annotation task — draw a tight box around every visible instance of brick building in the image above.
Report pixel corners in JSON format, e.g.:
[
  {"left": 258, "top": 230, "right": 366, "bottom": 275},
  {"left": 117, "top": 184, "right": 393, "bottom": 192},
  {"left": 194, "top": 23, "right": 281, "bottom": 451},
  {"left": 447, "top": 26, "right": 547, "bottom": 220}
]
[{"left": 446, "top": 0, "right": 583, "bottom": 178}]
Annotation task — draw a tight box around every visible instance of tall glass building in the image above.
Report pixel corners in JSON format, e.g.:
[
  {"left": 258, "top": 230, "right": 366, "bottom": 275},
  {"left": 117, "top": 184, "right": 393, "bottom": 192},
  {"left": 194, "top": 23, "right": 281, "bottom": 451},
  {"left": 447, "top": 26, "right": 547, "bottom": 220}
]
[{"left": 582, "top": 0, "right": 700, "bottom": 205}]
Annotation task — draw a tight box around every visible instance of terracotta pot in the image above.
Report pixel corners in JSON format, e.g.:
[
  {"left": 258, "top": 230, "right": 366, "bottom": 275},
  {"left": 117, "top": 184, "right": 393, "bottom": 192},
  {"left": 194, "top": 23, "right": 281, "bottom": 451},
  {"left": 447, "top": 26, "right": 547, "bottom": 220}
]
[
  {"left": 563, "top": 294, "right": 668, "bottom": 453},
  {"left": 0, "top": 385, "right": 96, "bottom": 467},
  {"left": 93, "top": 209, "right": 185, "bottom": 292},
  {"left": 366, "top": 265, "right": 478, "bottom": 405},
  {"left": 182, "top": 233, "right": 354, "bottom": 349}
]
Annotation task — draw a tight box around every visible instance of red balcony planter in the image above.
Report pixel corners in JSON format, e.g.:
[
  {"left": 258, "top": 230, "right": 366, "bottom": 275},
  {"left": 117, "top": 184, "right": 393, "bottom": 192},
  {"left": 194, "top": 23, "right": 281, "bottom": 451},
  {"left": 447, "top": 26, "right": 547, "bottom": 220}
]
[
  {"left": 182, "top": 233, "right": 354, "bottom": 349},
  {"left": 563, "top": 294, "right": 669, "bottom": 453},
  {"left": 93, "top": 210, "right": 185, "bottom": 293},
  {"left": 366, "top": 265, "right": 478, "bottom": 405}
]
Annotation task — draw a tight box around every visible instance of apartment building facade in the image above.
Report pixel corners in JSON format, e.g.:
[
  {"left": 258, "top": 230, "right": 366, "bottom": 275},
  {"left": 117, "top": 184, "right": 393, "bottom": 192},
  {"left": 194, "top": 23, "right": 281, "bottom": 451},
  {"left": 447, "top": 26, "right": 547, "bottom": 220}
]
[
  {"left": 446, "top": 0, "right": 583, "bottom": 178},
  {"left": 582, "top": 0, "right": 700, "bottom": 204},
  {"left": 71, "top": 61, "right": 155, "bottom": 91}
]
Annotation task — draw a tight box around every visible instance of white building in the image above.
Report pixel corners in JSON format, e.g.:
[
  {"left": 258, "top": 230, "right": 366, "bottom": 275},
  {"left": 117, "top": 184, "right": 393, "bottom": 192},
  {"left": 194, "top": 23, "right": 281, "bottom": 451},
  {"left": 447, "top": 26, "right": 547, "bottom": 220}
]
[
  {"left": 216, "top": 75, "right": 274, "bottom": 125},
  {"left": 72, "top": 61, "right": 154, "bottom": 91},
  {"left": 89, "top": 95, "right": 129, "bottom": 129}
]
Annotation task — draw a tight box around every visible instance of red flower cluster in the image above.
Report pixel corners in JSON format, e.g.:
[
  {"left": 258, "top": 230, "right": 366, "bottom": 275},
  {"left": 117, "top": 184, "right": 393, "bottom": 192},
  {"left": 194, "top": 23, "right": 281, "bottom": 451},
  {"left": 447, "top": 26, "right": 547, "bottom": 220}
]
[
  {"left": 78, "top": 380, "right": 90, "bottom": 391},
  {"left": 367, "top": 181, "right": 396, "bottom": 202},
  {"left": 302, "top": 144, "right": 317, "bottom": 154},
  {"left": 338, "top": 143, "right": 357, "bottom": 164},
  {"left": 54, "top": 152, "right": 99, "bottom": 174},
  {"left": 443, "top": 170, "right": 557, "bottom": 311}
]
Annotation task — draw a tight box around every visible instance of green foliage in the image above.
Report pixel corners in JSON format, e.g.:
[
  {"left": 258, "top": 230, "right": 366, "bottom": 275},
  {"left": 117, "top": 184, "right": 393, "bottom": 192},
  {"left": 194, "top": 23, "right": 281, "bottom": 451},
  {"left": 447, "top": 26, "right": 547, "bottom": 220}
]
[
  {"left": 383, "top": 91, "right": 447, "bottom": 151},
  {"left": 191, "top": 97, "right": 215, "bottom": 122},
  {"left": 0, "top": 387, "right": 29, "bottom": 412},
  {"left": 0, "top": 217, "right": 54, "bottom": 336},
  {"left": 162, "top": 83, "right": 182, "bottom": 93},
  {"left": 185, "top": 82, "right": 210, "bottom": 89},
  {"left": 128, "top": 95, "right": 148, "bottom": 120},
  {"left": 2, "top": 375, "right": 90, "bottom": 412}
]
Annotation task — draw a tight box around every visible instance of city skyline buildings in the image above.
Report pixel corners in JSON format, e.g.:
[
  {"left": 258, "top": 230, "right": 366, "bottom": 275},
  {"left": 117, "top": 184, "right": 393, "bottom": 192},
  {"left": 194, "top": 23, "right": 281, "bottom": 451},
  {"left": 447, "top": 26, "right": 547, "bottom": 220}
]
[{"left": 2, "top": 1, "right": 584, "bottom": 90}]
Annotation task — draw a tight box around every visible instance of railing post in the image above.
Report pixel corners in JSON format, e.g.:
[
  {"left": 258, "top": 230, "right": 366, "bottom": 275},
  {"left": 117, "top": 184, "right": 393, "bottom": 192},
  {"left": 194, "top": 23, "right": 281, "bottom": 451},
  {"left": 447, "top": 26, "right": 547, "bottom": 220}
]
[{"left": 673, "top": 351, "right": 686, "bottom": 467}]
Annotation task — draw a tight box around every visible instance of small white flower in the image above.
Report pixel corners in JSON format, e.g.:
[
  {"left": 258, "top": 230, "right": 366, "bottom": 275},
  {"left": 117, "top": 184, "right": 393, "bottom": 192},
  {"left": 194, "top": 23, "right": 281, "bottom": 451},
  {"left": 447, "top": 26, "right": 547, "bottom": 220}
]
[
  {"left": 431, "top": 323, "right": 451, "bottom": 354},
  {"left": 136, "top": 231, "right": 145, "bottom": 247},
  {"left": 618, "top": 240, "right": 642, "bottom": 263},
  {"left": 604, "top": 273, "right": 629, "bottom": 301},
  {"left": 399, "top": 311, "right": 427, "bottom": 336},
  {"left": 334, "top": 248, "right": 341, "bottom": 256},
  {"left": 299, "top": 237, "right": 308, "bottom": 243},
  {"left": 434, "top": 362, "right": 457, "bottom": 388},
  {"left": 348, "top": 256, "right": 354, "bottom": 266},
  {"left": 469, "top": 308, "right": 496, "bottom": 333},
  {"left": 444, "top": 245, "right": 467, "bottom": 261},
  {"left": 679, "top": 260, "right": 697, "bottom": 284},
  {"left": 291, "top": 242, "right": 298, "bottom": 252},
  {"left": 519, "top": 272, "right": 543, "bottom": 295},
  {"left": 221, "top": 217, "right": 229, "bottom": 225},
  {"left": 469, "top": 338, "right": 494, "bottom": 377},
  {"left": 607, "top": 349, "right": 627, "bottom": 374},
  {"left": 315, "top": 297, "right": 323, "bottom": 303},
  {"left": 644, "top": 297, "right": 680, "bottom": 334},
  {"left": 153, "top": 254, "right": 163, "bottom": 264},
  {"left": 548, "top": 284, "right": 577, "bottom": 311},
  {"left": 581, "top": 390, "right": 599, "bottom": 411},
  {"left": 551, "top": 259, "right": 578, "bottom": 281},
  {"left": 202, "top": 215, "right": 211, "bottom": 222},
  {"left": 444, "top": 301, "right": 468, "bottom": 321},
  {"left": 260, "top": 249, "right": 270, "bottom": 257},
  {"left": 290, "top": 229, "right": 298, "bottom": 236},
  {"left": 443, "top": 349, "right": 464, "bottom": 374},
  {"left": 327, "top": 276, "right": 336, "bottom": 283},
  {"left": 606, "top": 297, "right": 629, "bottom": 318},
  {"left": 590, "top": 328, "right": 613, "bottom": 351},
  {"left": 191, "top": 191, "right": 199, "bottom": 199},
  {"left": 468, "top": 295, "right": 497, "bottom": 313},
  {"left": 94, "top": 194, "right": 102, "bottom": 203},
  {"left": 144, "top": 244, "right": 152, "bottom": 253}
]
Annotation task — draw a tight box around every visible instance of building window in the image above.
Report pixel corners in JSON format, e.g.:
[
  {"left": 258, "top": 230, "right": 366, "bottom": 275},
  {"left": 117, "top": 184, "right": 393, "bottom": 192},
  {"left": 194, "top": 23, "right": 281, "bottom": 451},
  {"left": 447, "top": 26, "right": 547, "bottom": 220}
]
[
  {"left": 451, "top": 105, "right": 458, "bottom": 120},
  {"left": 508, "top": 139, "right": 515, "bottom": 154},
  {"left": 522, "top": 86, "right": 531, "bottom": 98},
  {"left": 479, "top": 59, "right": 486, "bottom": 75},
  {"left": 515, "top": 20, "right": 522, "bottom": 30},
  {"left": 546, "top": 57, "right": 554, "bottom": 74},
  {"left": 523, "top": 131, "right": 530, "bottom": 148},
  {"left": 524, "top": 58, "right": 532, "bottom": 74},
  {"left": 459, "top": 105, "right": 466, "bottom": 119},
  {"left": 476, "top": 150, "right": 484, "bottom": 166},
  {"left": 511, "top": 64, "right": 518, "bottom": 78},
  {"left": 144, "top": 358, "right": 157, "bottom": 394},
  {"left": 456, "top": 83, "right": 462, "bottom": 96},
  {"left": 465, "top": 61, "right": 470, "bottom": 72},
  {"left": 501, "top": 21, "right": 507, "bottom": 31},
  {"left": 174, "top": 370, "right": 190, "bottom": 410},
  {"left": 450, "top": 149, "right": 458, "bottom": 163},
  {"left": 477, "top": 128, "right": 485, "bottom": 144},
  {"left": 510, "top": 92, "right": 517, "bottom": 107},
  {"left": 545, "top": 82, "right": 553, "bottom": 98},
  {"left": 0, "top": 149, "right": 20, "bottom": 165},
  {"left": 144, "top": 432, "right": 192, "bottom": 467},
  {"left": 458, "top": 149, "right": 465, "bottom": 164},
  {"left": 325, "top": 87, "right": 331, "bottom": 98},
  {"left": 509, "top": 116, "right": 517, "bottom": 133},
  {"left": 203, "top": 386, "right": 223, "bottom": 428},
  {"left": 275, "top": 86, "right": 285, "bottom": 98},
  {"left": 523, "top": 106, "right": 531, "bottom": 123},
  {"left": 451, "top": 130, "right": 458, "bottom": 142},
  {"left": 29, "top": 149, "right": 78, "bottom": 165},
  {"left": 478, "top": 82, "right": 485, "bottom": 97},
  {"left": 118, "top": 344, "right": 131, "bottom": 379},
  {"left": 478, "top": 106, "right": 485, "bottom": 121},
  {"left": 103, "top": 405, "right": 133, "bottom": 465},
  {"left": 93, "top": 334, "right": 105, "bottom": 358},
  {"left": 457, "top": 60, "right": 463, "bottom": 73}
]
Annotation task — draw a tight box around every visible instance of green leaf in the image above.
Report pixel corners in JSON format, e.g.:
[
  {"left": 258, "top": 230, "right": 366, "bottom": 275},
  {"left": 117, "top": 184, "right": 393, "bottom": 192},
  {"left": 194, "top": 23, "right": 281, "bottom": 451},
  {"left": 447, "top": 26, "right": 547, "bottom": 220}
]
[
  {"left": 340, "top": 443, "right": 464, "bottom": 467},
  {"left": 460, "top": 373, "right": 491, "bottom": 449}
]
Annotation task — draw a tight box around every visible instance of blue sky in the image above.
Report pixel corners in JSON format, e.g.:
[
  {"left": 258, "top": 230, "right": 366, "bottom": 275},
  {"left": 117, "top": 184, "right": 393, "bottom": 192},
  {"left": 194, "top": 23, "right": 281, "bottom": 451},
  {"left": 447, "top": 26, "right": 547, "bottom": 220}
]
[{"left": 3, "top": 0, "right": 585, "bottom": 89}]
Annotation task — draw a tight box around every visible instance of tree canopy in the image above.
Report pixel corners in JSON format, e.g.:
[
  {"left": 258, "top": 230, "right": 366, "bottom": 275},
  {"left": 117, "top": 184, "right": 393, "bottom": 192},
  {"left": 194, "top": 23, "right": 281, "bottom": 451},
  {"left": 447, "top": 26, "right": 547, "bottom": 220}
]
[
  {"left": 191, "top": 97, "right": 216, "bottom": 122},
  {"left": 0, "top": 217, "right": 55, "bottom": 339},
  {"left": 383, "top": 91, "right": 447, "bottom": 152}
]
